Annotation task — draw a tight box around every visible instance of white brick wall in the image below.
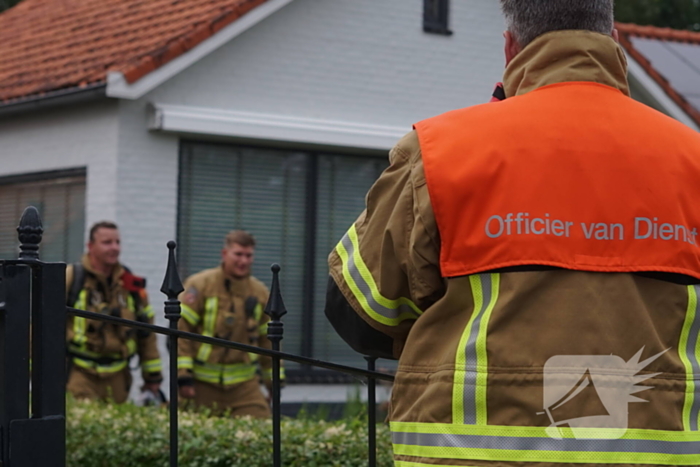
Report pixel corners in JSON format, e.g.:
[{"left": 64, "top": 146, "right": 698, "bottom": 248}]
[
  {"left": 0, "top": 101, "right": 120, "bottom": 231},
  {"left": 147, "top": 0, "right": 505, "bottom": 128},
  {"left": 114, "top": 100, "right": 179, "bottom": 318}
]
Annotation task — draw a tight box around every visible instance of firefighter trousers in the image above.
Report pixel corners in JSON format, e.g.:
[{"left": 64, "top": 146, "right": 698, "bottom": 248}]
[
  {"left": 67, "top": 366, "right": 132, "bottom": 404},
  {"left": 189, "top": 378, "right": 270, "bottom": 418}
]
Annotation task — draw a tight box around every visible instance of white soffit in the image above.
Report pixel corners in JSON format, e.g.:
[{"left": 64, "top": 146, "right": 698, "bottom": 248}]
[
  {"left": 149, "top": 104, "right": 408, "bottom": 151},
  {"left": 626, "top": 54, "right": 700, "bottom": 131},
  {"left": 106, "top": 0, "right": 295, "bottom": 100}
]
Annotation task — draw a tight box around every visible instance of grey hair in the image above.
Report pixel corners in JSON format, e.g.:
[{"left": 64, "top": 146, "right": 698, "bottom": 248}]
[{"left": 500, "top": 0, "right": 614, "bottom": 47}]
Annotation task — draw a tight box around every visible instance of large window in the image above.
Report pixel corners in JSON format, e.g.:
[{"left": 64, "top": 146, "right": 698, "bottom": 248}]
[
  {"left": 0, "top": 170, "right": 86, "bottom": 263},
  {"left": 178, "top": 142, "right": 388, "bottom": 373}
]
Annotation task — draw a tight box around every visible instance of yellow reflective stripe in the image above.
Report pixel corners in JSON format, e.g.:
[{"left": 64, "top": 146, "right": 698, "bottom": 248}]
[
  {"left": 196, "top": 297, "right": 218, "bottom": 362},
  {"left": 395, "top": 462, "right": 480, "bottom": 467},
  {"left": 393, "top": 420, "right": 700, "bottom": 441},
  {"left": 193, "top": 374, "right": 220, "bottom": 383},
  {"left": 142, "top": 359, "right": 162, "bottom": 373},
  {"left": 126, "top": 339, "right": 136, "bottom": 356},
  {"left": 141, "top": 304, "right": 154, "bottom": 320},
  {"left": 72, "top": 290, "right": 88, "bottom": 346},
  {"left": 391, "top": 422, "right": 700, "bottom": 465},
  {"left": 254, "top": 303, "right": 263, "bottom": 321},
  {"left": 259, "top": 322, "right": 268, "bottom": 335},
  {"left": 127, "top": 294, "right": 135, "bottom": 312},
  {"left": 392, "top": 445, "right": 700, "bottom": 465},
  {"left": 262, "top": 367, "right": 286, "bottom": 380},
  {"left": 72, "top": 316, "right": 88, "bottom": 346},
  {"left": 335, "top": 224, "right": 421, "bottom": 326},
  {"left": 453, "top": 274, "right": 499, "bottom": 425},
  {"left": 680, "top": 285, "right": 696, "bottom": 431},
  {"left": 221, "top": 371, "right": 256, "bottom": 385},
  {"left": 178, "top": 356, "right": 194, "bottom": 370},
  {"left": 192, "top": 362, "right": 257, "bottom": 385},
  {"left": 73, "top": 289, "right": 87, "bottom": 310},
  {"left": 180, "top": 304, "right": 200, "bottom": 326},
  {"left": 452, "top": 281, "right": 478, "bottom": 425},
  {"left": 194, "top": 362, "right": 256, "bottom": 372},
  {"left": 68, "top": 344, "right": 121, "bottom": 360},
  {"left": 475, "top": 273, "right": 499, "bottom": 425},
  {"left": 72, "top": 357, "right": 128, "bottom": 374},
  {"left": 248, "top": 352, "right": 259, "bottom": 363},
  {"left": 680, "top": 284, "right": 700, "bottom": 431}
]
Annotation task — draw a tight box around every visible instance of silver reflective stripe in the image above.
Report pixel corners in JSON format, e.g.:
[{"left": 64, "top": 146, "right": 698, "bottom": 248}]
[
  {"left": 340, "top": 232, "right": 420, "bottom": 321},
  {"left": 687, "top": 284, "right": 700, "bottom": 431},
  {"left": 392, "top": 431, "right": 700, "bottom": 455},
  {"left": 462, "top": 274, "right": 492, "bottom": 425}
]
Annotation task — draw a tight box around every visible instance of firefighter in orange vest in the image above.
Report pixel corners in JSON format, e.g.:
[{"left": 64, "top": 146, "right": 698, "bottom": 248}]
[
  {"left": 177, "top": 230, "right": 284, "bottom": 417},
  {"left": 66, "top": 221, "right": 162, "bottom": 403},
  {"left": 325, "top": 1, "right": 700, "bottom": 466}
]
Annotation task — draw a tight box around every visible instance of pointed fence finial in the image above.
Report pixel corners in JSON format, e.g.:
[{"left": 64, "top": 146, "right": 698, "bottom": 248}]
[
  {"left": 264, "top": 263, "right": 286, "bottom": 467},
  {"left": 17, "top": 206, "right": 43, "bottom": 261},
  {"left": 161, "top": 241, "right": 184, "bottom": 321},
  {"left": 161, "top": 240, "right": 183, "bottom": 467},
  {"left": 264, "top": 264, "right": 287, "bottom": 322}
]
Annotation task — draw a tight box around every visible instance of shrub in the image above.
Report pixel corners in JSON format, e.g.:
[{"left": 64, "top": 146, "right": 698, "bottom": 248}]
[{"left": 66, "top": 399, "right": 394, "bottom": 466}]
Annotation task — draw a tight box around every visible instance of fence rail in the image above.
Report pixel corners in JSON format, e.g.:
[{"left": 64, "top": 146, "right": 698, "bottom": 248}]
[{"left": 0, "top": 206, "right": 395, "bottom": 467}]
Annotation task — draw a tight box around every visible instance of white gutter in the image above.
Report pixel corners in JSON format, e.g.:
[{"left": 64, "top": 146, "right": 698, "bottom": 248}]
[
  {"left": 149, "top": 104, "right": 407, "bottom": 151},
  {"left": 106, "top": 0, "right": 295, "bottom": 100}
]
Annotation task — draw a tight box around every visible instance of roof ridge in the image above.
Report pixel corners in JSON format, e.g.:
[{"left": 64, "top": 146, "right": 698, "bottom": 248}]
[{"left": 615, "top": 22, "right": 700, "bottom": 44}]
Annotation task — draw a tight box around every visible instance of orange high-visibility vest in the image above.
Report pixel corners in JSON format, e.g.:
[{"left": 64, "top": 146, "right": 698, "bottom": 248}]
[{"left": 415, "top": 82, "right": 700, "bottom": 280}]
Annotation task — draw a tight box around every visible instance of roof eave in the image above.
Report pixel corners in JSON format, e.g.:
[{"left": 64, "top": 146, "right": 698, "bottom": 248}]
[{"left": 0, "top": 82, "right": 107, "bottom": 118}]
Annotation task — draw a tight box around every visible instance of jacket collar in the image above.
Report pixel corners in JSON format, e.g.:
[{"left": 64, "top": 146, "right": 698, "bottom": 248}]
[
  {"left": 81, "top": 253, "right": 123, "bottom": 285},
  {"left": 503, "top": 30, "right": 630, "bottom": 98},
  {"left": 218, "top": 264, "right": 250, "bottom": 296}
]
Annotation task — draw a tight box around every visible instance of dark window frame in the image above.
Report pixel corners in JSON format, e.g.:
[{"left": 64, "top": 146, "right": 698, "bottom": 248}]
[
  {"left": 177, "top": 139, "right": 392, "bottom": 383},
  {"left": 0, "top": 167, "right": 87, "bottom": 264},
  {"left": 423, "top": 0, "right": 453, "bottom": 36},
  {"left": 0, "top": 167, "right": 86, "bottom": 186}
]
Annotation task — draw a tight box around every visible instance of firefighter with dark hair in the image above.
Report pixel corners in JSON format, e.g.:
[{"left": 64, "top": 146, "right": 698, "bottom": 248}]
[
  {"left": 66, "top": 221, "right": 162, "bottom": 403},
  {"left": 176, "top": 230, "right": 283, "bottom": 417}
]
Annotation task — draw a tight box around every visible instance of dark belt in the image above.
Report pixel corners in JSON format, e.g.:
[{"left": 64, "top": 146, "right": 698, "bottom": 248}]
[{"left": 68, "top": 351, "right": 128, "bottom": 366}]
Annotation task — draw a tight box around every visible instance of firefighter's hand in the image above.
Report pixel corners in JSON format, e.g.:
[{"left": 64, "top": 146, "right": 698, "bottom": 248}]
[
  {"left": 180, "top": 386, "right": 196, "bottom": 399},
  {"left": 144, "top": 382, "right": 161, "bottom": 394}
]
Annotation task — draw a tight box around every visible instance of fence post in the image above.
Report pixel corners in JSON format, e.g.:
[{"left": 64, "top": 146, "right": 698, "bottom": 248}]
[
  {"left": 161, "top": 241, "right": 184, "bottom": 467},
  {"left": 264, "top": 264, "right": 286, "bottom": 467},
  {"left": 0, "top": 262, "right": 30, "bottom": 466},
  {"left": 0, "top": 206, "right": 65, "bottom": 466},
  {"left": 25, "top": 210, "right": 66, "bottom": 467},
  {"left": 365, "top": 356, "right": 377, "bottom": 467}
]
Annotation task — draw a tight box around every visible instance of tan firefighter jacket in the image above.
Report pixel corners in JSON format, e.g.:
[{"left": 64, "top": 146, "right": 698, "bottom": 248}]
[
  {"left": 66, "top": 254, "right": 162, "bottom": 382},
  {"left": 177, "top": 266, "right": 283, "bottom": 387},
  {"left": 326, "top": 31, "right": 700, "bottom": 467}
]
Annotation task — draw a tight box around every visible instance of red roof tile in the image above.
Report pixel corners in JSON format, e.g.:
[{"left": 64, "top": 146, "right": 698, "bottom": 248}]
[
  {"left": 616, "top": 22, "right": 700, "bottom": 44},
  {"left": 616, "top": 22, "right": 700, "bottom": 127},
  {"left": 0, "top": 0, "right": 269, "bottom": 103}
]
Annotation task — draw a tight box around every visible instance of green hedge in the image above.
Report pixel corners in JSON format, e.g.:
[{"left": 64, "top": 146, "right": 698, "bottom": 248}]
[{"left": 67, "top": 399, "right": 394, "bottom": 466}]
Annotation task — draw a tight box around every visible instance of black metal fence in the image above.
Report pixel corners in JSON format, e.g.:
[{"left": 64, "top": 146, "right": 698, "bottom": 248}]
[{"left": 0, "top": 206, "right": 394, "bottom": 467}]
